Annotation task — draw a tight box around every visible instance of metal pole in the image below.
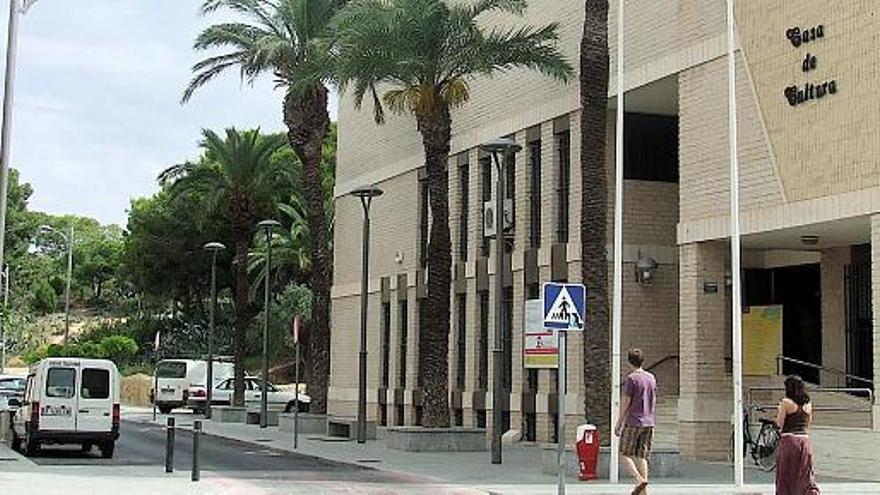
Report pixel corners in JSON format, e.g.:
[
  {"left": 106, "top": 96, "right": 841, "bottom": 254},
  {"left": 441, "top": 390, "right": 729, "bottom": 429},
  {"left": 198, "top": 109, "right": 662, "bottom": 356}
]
[
  {"left": 206, "top": 250, "right": 217, "bottom": 420},
  {"left": 557, "top": 330, "right": 567, "bottom": 494},
  {"left": 357, "top": 197, "right": 371, "bottom": 444},
  {"left": 261, "top": 229, "right": 271, "bottom": 428},
  {"left": 0, "top": 1, "right": 22, "bottom": 307},
  {"left": 491, "top": 152, "right": 506, "bottom": 465},
  {"left": 191, "top": 420, "right": 201, "bottom": 482},
  {"left": 165, "top": 417, "right": 175, "bottom": 473},
  {"left": 294, "top": 329, "right": 300, "bottom": 449},
  {"left": 727, "top": 0, "right": 745, "bottom": 487},
  {"left": 153, "top": 365, "right": 158, "bottom": 421},
  {"left": 63, "top": 225, "right": 73, "bottom": 344},
  {"left": 610, "top": 0, "right": 625, "bottom": 483},
  {"left": 0, "top": 265, "right": 7, "bottom": 374}
]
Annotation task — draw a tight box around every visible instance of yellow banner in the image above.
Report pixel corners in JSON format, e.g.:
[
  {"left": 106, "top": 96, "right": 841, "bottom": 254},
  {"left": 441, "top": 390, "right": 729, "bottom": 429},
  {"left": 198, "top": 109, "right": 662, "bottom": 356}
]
[{"left": 743, "top": 305, "right": 783, "bottom": 376}]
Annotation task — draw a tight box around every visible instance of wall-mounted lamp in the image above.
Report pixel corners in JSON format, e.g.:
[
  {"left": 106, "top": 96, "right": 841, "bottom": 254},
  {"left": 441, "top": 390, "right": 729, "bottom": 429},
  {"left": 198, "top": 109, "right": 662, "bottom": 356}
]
[
  {"left": 634, "top": 256, "right": 658, "bottom": 285},
  {"left": 395, "top": 251, "right": 405, "bottom": 264}
]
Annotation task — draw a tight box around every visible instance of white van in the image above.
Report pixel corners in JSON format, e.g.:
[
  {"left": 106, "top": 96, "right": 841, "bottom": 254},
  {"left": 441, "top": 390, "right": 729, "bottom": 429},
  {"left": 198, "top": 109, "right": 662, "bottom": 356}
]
[
  {"left": 152, "top": 359, "right": 234, "bottom": 414},
  {"left": 12, "top": 358, "right": 120, "bottom": 458}
]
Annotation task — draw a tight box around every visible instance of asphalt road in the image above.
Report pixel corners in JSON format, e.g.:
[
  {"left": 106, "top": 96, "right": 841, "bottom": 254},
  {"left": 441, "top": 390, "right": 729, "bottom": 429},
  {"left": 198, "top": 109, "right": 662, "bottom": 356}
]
[{"left": 27, "top": 419, "right": 420, "bottom": 484}]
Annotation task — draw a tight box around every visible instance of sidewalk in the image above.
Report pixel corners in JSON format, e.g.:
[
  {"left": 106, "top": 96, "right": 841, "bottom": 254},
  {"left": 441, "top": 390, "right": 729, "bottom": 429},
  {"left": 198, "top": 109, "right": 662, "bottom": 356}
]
[{"left": 123, "top": 407, "right": 880, "bottom": 494}]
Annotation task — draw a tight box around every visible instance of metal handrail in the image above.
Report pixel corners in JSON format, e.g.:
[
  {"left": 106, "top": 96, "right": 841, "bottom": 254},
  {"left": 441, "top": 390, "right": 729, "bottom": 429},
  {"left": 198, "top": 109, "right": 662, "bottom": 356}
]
[
  {"left": 748, "top": 385, "right": 874, "bottom": 409},
  {"left": 645, "top": 354, "right": 679, "bottom": 374},
  {"left": 776, "top": 355, "right": 873, "bottom": 387}
]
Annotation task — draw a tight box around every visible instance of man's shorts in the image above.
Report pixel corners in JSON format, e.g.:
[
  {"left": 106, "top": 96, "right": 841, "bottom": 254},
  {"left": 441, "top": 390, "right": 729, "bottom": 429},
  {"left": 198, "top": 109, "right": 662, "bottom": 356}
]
[{"left": 620, "top": 425, "right": 654, "bottom": 459}]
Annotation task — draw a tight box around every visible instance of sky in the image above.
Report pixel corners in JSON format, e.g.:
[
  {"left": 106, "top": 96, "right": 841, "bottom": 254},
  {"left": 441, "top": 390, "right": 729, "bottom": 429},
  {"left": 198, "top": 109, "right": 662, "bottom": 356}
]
[{"left": 1, "top": 0, "right": 338, "bottom": 227}]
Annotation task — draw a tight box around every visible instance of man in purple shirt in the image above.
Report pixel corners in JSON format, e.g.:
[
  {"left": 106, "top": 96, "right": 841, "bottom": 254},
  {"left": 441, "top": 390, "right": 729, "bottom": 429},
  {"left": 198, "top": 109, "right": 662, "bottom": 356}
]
[{"left": 615, "top": 348, "right": 656, "bottom": 495}]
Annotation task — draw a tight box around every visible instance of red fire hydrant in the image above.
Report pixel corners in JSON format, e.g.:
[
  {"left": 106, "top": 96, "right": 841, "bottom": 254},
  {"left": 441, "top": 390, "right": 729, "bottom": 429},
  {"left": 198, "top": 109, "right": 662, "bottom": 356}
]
[{"left": 576, "top": 424, "right": 600, "bottom": 481}]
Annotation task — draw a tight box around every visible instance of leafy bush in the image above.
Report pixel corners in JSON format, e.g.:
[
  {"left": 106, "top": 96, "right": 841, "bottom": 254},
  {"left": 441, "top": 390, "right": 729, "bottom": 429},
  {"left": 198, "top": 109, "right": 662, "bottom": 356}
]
[
  {"left": 99, "top": 335, "right": 138, "bottom": 364},
  {"left": 31, "top": 280, "right": 58, "bottom": 314}
]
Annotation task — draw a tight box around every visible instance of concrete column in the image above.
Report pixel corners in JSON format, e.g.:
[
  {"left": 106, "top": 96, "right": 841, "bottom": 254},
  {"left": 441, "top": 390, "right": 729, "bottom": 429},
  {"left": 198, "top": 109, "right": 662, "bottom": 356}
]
[
  {"left": 821, "top": 247, "right": 850, "bottom": 387},
  {"left": 871, "top": 216, "right": 880, "bottom": 430},
  {"left": 678, "top": 241, "right": 732, "bottom": 461}
]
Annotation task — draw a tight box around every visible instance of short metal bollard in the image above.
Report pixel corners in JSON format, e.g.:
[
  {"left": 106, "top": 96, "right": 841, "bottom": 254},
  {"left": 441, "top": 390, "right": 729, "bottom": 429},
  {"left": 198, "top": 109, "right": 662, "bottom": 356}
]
[
  {"left": 165, "top": 417, "right": 175, "bottom": 473},
  {"left": 191, "top": 420, "right": 201, "bottom": 482}
]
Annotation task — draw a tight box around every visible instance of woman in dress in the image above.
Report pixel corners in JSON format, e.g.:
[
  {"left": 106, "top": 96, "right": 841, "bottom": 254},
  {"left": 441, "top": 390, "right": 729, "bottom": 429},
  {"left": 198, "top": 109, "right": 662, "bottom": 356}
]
[{"left": 774, "top": 375, "right": 820, "bottom": 495}]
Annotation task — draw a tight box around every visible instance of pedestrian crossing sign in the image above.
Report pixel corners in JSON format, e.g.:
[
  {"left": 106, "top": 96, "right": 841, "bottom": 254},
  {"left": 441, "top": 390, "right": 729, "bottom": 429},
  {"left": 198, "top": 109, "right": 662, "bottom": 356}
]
[{"left": 542, "top": 282, "right": 586, "bottom": 331}]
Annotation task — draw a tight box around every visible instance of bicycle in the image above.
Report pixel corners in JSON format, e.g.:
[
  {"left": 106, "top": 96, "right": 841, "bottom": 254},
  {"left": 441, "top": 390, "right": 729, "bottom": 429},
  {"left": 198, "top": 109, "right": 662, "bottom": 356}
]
[{"left": 731, "top": 405, "right": 780, "bottom": 471}]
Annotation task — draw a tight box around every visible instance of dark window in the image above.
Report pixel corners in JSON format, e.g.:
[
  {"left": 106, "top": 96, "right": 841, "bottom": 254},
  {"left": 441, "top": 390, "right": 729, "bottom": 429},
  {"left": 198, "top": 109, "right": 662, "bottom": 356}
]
[
  {"left": 555, "top": 131, "right": 570, "bottom": 243},
  {"left": 417, "top": 301, "right": 427, "bottom": 388},
  {"left": 381, "top": 302, "right": 391, "bottom": 388},
  {"left": 398, "top": 299, "right": 409, "bottom": 388},
  {"left": 395, "top": 405, "right": 404, "bottom": 426},
  {"left": 456, "top": 295, "right": 467, "bottom": 390},
  {"left": 459, "top": 162, "right": 470, "bottom": 260},
  {"left": 480, "top": 156, "right": 492, "bottom": 257},
  {"left": 478, "top": 292, "right": 489, "bottom": 390},
  {"left": 380, "top": 404, "right": 388, "bottom": 426},
  {"left": 477, "top": 409, "right": 487, "bottom": 428},
  {"left": 504, "top": 146, "right": 516, "bottom": 253},
  {"left": 156, "top": 361, "right": 186, "bottom": 379},
  {"left": 528, "top": 139, "right": 542, "bottom": 249},
  {"left": 623, "top": 113, "right": 679, "bottom": 183},
  {"left": 502, "top": 288, "right": 513, "bottom": 390},
  {"left": 453, "top": 408, "right": 464, "bottom": 427},
  {"left": 81, "top": 369, "right": 110, "bottom": 399},
  {"left": 46, "top": 368, "right": 75, "bottom": 398},
  {"left": 418, "top": 176, "right": 429, "bottom": 268},
  {"left": 526, "top": 283, "right": 540, "bottom": 394}
]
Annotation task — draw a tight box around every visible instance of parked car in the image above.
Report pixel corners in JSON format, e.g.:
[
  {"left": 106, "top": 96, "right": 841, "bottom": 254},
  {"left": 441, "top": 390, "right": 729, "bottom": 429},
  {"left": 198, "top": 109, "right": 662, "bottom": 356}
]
[
  {"left": 151, "top": 359, "right": 234, "bottom": 414},
  {"left": 12, "top": 358, "right": 120, "bottom": 458},
  {"left": 0, "top": 374, "right": 26, "bottom": 408},
  {"left": 187, "top": 377, "right": 309, "bottom": 414}
]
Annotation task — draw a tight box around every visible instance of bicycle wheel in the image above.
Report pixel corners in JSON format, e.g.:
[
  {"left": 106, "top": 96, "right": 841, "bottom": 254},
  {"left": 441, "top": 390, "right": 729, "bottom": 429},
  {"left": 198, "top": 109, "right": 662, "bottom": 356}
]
[{"left": 754, "top": 424, "right": 780, "bottom": 471}]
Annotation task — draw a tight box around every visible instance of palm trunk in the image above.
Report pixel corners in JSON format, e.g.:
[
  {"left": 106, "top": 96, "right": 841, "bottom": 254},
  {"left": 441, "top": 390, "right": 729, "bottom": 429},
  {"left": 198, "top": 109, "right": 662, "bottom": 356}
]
[
  {"left": 580, "top": 0, "right": 611, "bottom": 434},
  {"left": 284, "top": 85, "right": 332, "bottom": 414},
  {"left": 416, "top": 103, "right": 452, "bottom": 428},
  {"left": 231, "top": 225, "right": 252, "bottom": 407}
]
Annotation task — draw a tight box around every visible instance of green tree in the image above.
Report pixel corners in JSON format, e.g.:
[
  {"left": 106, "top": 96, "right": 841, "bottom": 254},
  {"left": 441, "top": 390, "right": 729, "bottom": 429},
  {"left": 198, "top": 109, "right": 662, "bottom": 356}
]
[
  {"left": 580, "top": 0, "right": 611, "bottom": 434},
  {"left": 183, "top": 0, "right": 342, "bottom": 414},
  {"left": 328, "top": 0, "right": 572, "bottom": 426},
  {"left": 159, "top": 128, "right": 287, "bottom": 406},
  {"left": 99, "top": 335, "right": 139, "bottom": 365}
]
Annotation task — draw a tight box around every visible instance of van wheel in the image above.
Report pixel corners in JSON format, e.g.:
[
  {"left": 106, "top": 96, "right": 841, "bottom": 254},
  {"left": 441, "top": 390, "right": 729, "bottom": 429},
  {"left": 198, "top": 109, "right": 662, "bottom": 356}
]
[
  {"left": 158, "top": 405, "right": 173, "bottom": 415},
  {"left": 24, "top": 436, "right": 40, "bottom": 457},
  {"left": 100, "top": 441, "right": 115, "bottom": 459},
  {"left": 81, "top": 442, "right": 93, "bottom": 453}
]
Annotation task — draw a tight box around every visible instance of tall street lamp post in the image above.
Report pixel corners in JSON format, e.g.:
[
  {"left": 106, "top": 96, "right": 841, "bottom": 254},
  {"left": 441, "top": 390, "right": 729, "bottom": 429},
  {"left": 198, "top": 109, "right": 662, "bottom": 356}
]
[
  {"left": 257, "top": 220, "right": 281, "bottom": 428},
  {"left": 40, "top": 224, "right": 74, "bottom": 344},
  {"left": 480, "top": 137, "right": 522, "bottom": 465},
  {"left": 351, "top": 185, "right": 383, "bottom": 444},
  {"left": 0, "top": 265, "right": 8, "bottom": 374},
  {"left": 203, "top": 242, "right": 226, "bottom": 420},
  {"left": 0, "top": 0, "right": 37, "bottom": 313}
]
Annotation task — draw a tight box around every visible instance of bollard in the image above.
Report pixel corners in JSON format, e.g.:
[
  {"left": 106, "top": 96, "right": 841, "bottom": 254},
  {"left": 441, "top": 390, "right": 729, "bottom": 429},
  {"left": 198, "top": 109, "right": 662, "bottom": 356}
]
[
  {"left": 191, "top": 420, "right": 201, "bottom": 482},
  {"left": 165, "top": 417, "right": 175, "bottom": 473}
]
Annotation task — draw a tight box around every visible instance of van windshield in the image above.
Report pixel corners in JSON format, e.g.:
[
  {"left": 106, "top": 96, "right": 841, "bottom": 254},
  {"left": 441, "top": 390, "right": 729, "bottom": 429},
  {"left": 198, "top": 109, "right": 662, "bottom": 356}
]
[
  {"left": 82, "top": 369, "right": 110, "bottom": 399},
  {"left": 46, "top": 368, "right": 76, "bottom": 398},
  {"left": 156, "top": 361, "right": 187, "bottom": 379}
]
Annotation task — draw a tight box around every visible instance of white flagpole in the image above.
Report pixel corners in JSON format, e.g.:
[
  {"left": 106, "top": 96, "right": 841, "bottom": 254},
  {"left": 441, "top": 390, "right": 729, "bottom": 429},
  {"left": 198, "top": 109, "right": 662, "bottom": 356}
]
[
  {"left": 726, "top": 0, "right": 745, "bottom": 487},
  {"left": 610, "top": 0, "right": 625, "bottom": 484}
]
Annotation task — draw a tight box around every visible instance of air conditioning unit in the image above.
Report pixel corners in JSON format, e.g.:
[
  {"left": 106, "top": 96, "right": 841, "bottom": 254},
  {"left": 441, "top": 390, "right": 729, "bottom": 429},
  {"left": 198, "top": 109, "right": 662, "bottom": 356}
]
[{"left": 483, "top": 199, "right": 514, "bottom": 238}]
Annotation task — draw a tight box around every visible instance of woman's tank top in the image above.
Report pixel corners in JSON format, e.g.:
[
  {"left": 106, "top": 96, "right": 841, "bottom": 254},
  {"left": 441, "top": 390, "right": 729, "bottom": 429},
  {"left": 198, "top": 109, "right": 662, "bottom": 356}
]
[{"left": 782, "top": 403, "right": 810, "bottom": 434}]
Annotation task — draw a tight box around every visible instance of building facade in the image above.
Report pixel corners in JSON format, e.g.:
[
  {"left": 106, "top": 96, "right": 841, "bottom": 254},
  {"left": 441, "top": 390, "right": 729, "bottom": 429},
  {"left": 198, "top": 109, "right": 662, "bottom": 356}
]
[{"left": 329, "top": 0, "right": 880, "bottom": 463}]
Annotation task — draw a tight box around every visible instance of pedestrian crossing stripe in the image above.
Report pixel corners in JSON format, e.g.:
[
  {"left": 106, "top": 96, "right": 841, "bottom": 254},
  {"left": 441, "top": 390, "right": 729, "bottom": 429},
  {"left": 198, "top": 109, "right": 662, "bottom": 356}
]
[{"left": 542, "top": 283, "right": 586, "bottom": 331}]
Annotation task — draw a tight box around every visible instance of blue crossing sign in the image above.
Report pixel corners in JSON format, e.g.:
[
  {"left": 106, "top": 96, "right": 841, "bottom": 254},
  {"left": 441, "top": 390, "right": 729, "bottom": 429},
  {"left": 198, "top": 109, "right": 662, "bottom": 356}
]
[{"left": 542, "top": 282, "right": 586, "bottom": 331}]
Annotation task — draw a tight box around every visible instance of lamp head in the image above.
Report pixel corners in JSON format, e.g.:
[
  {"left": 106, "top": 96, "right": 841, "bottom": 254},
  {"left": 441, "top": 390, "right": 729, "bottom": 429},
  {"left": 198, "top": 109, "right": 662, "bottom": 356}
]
[
  {"left": 204, "top": 242, "right": 226, "bottom": 252},
  {"left": 257, "top": 219, "right": 282, "bottom": 230},
  {"left": 479, "top": 137, "right": 522, "bottom": 155},
  {"left": 350, "top": 185, "right": 384, "bottom": 199}
]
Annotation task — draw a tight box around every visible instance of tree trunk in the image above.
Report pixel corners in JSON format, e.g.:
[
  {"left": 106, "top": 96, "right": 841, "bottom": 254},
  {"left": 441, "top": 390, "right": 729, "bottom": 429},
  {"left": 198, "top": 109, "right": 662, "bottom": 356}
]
[
  {"left": 416, "top": 103, "right": 452, "bottom": 428},
  {"left": 580, "top": 0, "right": 611, "bottom": 434},
  {"left": 231, "top": 226, "right": 252, "bottom": 407},
  {"left": 284, "top": 85, "right": 332, "bottom": 414}
]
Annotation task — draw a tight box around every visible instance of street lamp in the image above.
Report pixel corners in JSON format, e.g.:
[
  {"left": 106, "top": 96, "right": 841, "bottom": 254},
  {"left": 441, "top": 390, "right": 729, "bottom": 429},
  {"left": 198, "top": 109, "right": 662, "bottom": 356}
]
[
  {"left": 203, "top": 242, "right": 226, "bottom": 420},
  {"left": 480, "top": 137, "right": 522, "bottom": 465},
  {"left": 257, "top": 220, "right": 281, "bottom": 429},
  {"left": 350, "top": 184, "right": 383, "bottom": 444},
  {"left": 39, "top": 224, "right": 74, "bottom": 344},
  {"left": 0, "top": 0, "right": 37, "bottom": 348}
]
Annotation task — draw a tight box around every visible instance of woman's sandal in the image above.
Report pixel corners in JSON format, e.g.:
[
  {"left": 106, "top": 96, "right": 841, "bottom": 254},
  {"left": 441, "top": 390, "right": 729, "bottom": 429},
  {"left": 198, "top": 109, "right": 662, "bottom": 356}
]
[{"left": 631, "top": 481, "right": 648, "bottom": 495}]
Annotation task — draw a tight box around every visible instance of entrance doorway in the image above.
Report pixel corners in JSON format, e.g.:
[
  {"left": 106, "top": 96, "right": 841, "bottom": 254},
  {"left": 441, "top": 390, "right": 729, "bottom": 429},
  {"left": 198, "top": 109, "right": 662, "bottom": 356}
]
[{"left": 745, "top": 264, "right": 822, "bottom": 383}]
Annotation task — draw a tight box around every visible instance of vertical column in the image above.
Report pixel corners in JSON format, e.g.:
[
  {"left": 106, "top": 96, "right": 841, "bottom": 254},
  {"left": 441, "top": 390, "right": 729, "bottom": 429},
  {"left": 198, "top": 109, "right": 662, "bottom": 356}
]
[
  {"left": 541, "top": 121, "right": 558, "bottom": 249},
  {"left": 678, "top": 241, "right": 732, "bottom": 461},
  {"left": 820, "top": 247, "right": 850, "bottom": 387},
  {"left": 871, "top": 216, "right": 880, "bottom": 430},
  {"left": 406, "top": 284, "right": 420, "bottom": 425}
]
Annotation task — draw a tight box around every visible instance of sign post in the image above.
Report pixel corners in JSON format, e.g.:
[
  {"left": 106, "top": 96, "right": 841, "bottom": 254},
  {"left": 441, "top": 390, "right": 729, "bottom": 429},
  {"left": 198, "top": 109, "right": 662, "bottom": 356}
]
[{"left": 542, "top": 282, "right": 586, "bottom": 495}]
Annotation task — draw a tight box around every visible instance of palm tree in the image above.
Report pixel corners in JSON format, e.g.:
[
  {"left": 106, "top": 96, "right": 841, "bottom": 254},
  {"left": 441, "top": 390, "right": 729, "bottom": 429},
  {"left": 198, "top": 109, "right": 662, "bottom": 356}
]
[
  {"left": 580, "top": 0, "right": 611, "bottom": 434},
  {"left": 182, "top": 0, "right": 342, "bottom": 414},
  {"left": 160, "top": 128, "right": 287, "bottom": 406},
  {"left": 328, "top": 0, "right": 572, "bottom": 427}
]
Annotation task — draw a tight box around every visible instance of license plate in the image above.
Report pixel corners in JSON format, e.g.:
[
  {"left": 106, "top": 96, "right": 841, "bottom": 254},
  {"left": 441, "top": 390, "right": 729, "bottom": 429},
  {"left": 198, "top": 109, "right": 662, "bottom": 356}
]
[{"left": 41, "top": 405, "right": 72, "bottom": 416}]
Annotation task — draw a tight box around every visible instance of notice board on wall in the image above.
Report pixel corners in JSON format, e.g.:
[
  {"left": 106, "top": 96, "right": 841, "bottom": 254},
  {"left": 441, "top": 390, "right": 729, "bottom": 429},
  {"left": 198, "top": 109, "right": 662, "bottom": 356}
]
[{"left": 743, "top": 305, "right": 783, "bottom": 376}]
